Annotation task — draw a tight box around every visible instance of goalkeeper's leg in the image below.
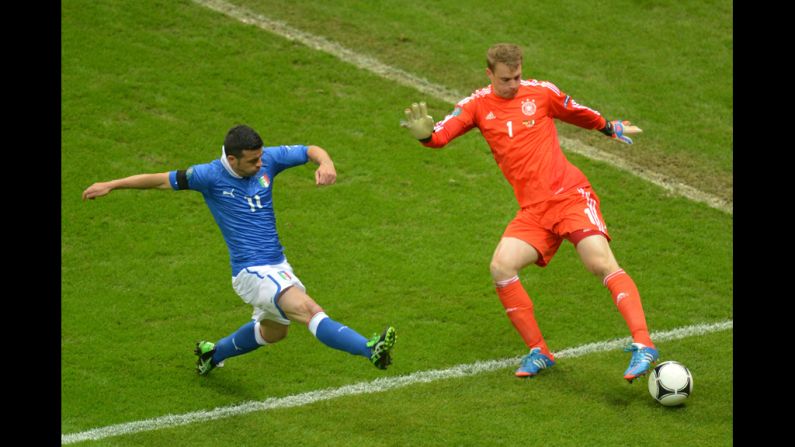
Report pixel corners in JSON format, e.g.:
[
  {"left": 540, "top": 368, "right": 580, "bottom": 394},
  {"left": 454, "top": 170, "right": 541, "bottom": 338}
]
[
  {"left": 491, "top": 237, "right": 554, "bottom": 360},
  {"left": 574, "top": 233, "right": 658, "bottom": 381}
]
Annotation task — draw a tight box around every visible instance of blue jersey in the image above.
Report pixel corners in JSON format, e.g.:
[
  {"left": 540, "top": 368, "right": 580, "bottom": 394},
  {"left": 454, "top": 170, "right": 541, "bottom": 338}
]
[{"left": 169, "top": 145, "right": 309, "bottom": 275}]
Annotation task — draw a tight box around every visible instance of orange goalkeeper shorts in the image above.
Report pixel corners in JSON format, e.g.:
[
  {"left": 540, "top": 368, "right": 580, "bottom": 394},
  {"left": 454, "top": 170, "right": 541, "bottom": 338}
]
[{"left": 502, "top": 186, "right": 611, "bottom": 267}]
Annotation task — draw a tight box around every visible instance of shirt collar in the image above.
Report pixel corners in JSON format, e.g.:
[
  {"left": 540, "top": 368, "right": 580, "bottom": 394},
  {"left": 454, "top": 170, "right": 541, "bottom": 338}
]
[{"left": 219, "top": 145, "right": 243, "bottom": 179}]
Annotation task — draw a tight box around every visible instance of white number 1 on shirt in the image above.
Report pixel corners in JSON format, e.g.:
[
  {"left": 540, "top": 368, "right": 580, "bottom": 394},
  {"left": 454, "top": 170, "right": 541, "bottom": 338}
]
[{"left": 506, "top": 120, "right": 513, "bottom": 138}]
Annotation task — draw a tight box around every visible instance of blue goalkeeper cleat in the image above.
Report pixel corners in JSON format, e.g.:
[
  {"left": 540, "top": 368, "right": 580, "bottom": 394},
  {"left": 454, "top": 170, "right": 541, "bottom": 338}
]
[
  {"left": 366, "top": 326, "right": 396, "bottom": 370},
  {"left": 515, "top": 347, "right": 555, "bottom": 377},
  {"left": 194, "top": 340, "right": 219, "bottom": 376},
  {"left": 623, "top": 342, "right": 659, "bottom": 382}
]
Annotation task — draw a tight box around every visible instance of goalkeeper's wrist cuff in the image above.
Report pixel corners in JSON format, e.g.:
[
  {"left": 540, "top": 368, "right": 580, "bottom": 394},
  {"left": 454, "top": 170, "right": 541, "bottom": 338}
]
[{"left": 599, "top": 120, "right": 614, "bottom": 136}]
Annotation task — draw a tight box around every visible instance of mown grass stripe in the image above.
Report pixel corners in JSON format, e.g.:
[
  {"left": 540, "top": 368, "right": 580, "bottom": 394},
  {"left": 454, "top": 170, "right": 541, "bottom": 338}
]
[{"left": 192, "top": 0, "right": 731, "bottom": 215}]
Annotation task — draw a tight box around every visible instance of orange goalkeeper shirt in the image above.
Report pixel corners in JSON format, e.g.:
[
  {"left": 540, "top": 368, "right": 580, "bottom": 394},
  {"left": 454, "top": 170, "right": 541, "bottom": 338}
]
[{"left": 423, "top": 79, "right": 608, "bottom": 208}]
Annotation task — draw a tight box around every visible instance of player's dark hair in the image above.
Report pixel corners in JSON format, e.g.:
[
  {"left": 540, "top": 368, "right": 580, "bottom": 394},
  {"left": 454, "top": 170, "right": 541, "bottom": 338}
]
[
  {"left": 224, "top": 125, "right": 264, "bottom": 158},
  {"left": 487, "top": 43, "right": 523, "bottom": 71}
]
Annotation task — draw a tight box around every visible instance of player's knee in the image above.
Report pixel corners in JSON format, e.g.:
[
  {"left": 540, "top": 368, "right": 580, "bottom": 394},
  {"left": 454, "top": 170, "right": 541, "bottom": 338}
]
[
  {"left": 259, "top": 322, "right": 288, "bottom": 344},
  {"left": 263, "top": 329, "right": 287, "bottom": 344},
  {"left": 585, "top": 256, "right": 618, "bottom": 277},
  {"left": 293, "top": 296, "right": 324, "bottom": 323},
  {"left": 303, "top": 299, "right": 323, "bottom": 318},
  {"left": 490, "top": 258, "right": 518, "bottom": 281}
]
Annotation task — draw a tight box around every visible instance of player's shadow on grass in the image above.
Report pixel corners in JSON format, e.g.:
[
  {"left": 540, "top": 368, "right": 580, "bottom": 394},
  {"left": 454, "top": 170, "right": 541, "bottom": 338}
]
[
  {"left": 186, "top": 359, "right": 267, "bottom": 401},
  {"left": 521, "top": 361, "right": 669, "bottom": 409}
]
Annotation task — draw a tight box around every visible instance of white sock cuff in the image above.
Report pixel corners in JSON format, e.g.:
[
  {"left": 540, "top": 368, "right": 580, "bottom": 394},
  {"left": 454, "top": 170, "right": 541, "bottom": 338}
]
[
  {"left": 253, "top": 321, "right": 268, "bottom": 346},
  {"left": 307, "top": 311, "right": 329, "bottom": 336},
  {"left": 603, "top": 269, "right": 626, "bottom": 287},
  {"left": 495, "top": 275, "right": 520, "bottom": 288}
]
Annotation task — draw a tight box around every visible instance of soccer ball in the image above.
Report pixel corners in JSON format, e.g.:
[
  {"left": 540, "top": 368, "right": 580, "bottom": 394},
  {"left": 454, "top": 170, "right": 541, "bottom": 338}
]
[{"left": 647, "top": 361, "right": 693, "bottom": 406}]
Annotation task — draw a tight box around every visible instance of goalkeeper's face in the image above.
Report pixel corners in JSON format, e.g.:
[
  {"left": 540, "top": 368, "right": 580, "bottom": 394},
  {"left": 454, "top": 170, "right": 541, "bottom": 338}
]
[{"left": 487, "top": 63, "right": 522, "bottom": 99}]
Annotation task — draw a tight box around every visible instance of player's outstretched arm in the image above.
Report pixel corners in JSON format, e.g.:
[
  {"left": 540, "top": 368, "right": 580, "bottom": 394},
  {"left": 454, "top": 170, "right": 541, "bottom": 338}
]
[
  {"left": 307, "top": 146, "right": 337, "bottom": 186},
  {"left": 82, "top": 172, "right": 171, "bottom": 201},
  {"left": 400, "top": 102, "right": 434, "bottom": 140},
  {"left": 599, "top": 120, "right": 643, "bottom": 144}
]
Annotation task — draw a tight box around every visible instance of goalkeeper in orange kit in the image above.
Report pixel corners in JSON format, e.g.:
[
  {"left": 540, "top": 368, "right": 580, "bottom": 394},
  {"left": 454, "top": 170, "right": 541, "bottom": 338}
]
[{"left": 401, "top": 43, "right": 656, "bottom": 382}]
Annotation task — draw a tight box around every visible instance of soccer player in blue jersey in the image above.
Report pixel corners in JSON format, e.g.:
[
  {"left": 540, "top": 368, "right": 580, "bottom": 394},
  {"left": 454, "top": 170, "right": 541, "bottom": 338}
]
[{"left": 82, "top": 124, "right": 396, "bottom": 375}]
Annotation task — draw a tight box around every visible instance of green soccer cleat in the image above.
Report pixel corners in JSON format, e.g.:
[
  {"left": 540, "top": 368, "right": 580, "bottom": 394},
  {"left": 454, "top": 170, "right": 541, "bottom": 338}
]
[
  {"left": 366, "top": 326, "right": 396, "bottom": 370},
  {"left": 194, "top": 340, "right": 217, "bottom": 375}
]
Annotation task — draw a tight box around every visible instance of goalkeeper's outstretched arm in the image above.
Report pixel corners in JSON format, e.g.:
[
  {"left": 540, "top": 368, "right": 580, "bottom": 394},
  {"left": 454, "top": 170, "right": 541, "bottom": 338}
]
[
  {"left": 599, "top": 120, "right": 643, "bottom": 145},
  {"left": 400, "top": 101, "right": 435, "bottom": 141}
]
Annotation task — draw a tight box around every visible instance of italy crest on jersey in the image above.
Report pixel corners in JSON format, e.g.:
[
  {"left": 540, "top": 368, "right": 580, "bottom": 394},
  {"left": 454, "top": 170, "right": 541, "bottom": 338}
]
[
  {"left": 521, "top": 99, "right": 537, "bottom": 116},
  {"left": 258, "top": 174, "right": 271, "bottom": 188}
]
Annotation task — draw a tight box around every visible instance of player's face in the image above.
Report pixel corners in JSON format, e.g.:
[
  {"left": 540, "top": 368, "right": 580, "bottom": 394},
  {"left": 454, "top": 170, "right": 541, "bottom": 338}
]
[
  {"left": 487, "top": 62, "right": 522, "bottom": 99},
  {"left": 229, "top": 147, "right": 263, "bottom": 177}
]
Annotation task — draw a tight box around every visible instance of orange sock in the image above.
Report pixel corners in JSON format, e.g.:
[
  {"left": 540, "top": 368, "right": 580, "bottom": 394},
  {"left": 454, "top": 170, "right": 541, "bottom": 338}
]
[
  {"left": 604, "top": 269, "right": 654, "bottom": 347},
  {"left": 495, "top": 276, "right": 553, "bottom": 359}
]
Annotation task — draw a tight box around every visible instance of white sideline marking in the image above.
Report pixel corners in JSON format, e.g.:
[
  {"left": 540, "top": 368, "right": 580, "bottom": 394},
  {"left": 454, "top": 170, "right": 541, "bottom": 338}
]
[
  {"left": 192, "top": 0, "right": 732, "bottom": 215},
  {"left": 62, "top": 320, "right": 732, "bottom": 444}
]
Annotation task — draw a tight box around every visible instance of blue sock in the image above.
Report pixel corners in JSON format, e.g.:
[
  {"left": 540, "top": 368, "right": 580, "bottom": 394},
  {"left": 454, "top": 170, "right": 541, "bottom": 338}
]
[
  {"left": 311, "top": 313, "right": 371, "bottom": 358},
  {"left": 212, "top": 320, "right": 262, "bottom": 364}
]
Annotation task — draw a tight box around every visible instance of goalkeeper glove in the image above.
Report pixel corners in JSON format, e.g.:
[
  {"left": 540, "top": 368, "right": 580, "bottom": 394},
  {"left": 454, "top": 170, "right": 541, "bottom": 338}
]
[
  {"left": 400, "top": 102, "right": 434, "bottom": 140},
  {"left": 600, "top": 120, "right": 634, "bottom": 144}
]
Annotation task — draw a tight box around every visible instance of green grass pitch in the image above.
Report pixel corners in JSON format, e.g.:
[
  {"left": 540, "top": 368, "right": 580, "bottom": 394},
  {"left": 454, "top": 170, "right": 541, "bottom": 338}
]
[{"left": 62, "top": 1, "right": 732, "bottom": 445}]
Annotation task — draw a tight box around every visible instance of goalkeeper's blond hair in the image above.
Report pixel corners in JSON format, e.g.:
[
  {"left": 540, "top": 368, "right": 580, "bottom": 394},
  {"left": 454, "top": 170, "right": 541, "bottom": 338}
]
[{"left": 487, "top": 43, "right": 523, "bottom": 71}]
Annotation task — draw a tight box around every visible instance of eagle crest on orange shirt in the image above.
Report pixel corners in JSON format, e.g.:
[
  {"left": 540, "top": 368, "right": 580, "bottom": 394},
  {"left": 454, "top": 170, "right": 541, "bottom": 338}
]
[{"left": 521, "top": 99, "right": 536, "bottom": 116}]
